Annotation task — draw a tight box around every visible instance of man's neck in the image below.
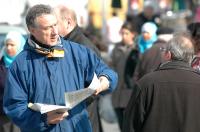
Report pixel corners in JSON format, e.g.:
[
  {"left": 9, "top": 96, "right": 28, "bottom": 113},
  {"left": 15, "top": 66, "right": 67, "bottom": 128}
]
[{"left": 30, "top": 35, "right": 52, "bottom": 49}]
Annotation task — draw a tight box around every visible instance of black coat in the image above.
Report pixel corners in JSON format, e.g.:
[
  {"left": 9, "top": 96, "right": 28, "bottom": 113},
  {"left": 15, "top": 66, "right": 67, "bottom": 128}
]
[
  {"left": 123, "top": 61, "right": 200, "bottom": 132},
  {"left": 63, "top": 25, "right": 102, "bottom": 132},
  {"left": 64, "top": 25, "right": 100, "bottom": 57},
  {"left": 111, "top": 42, "right": 139, "bottom": 108},
  {"left": 0, "top": 58, "right": 7, "bottom": 115}
]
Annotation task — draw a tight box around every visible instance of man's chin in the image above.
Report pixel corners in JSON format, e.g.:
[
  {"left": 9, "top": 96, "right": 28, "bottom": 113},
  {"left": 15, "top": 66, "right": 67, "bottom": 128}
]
[{"left": 48, "top": 40, "right": 58, "bottom": 46}]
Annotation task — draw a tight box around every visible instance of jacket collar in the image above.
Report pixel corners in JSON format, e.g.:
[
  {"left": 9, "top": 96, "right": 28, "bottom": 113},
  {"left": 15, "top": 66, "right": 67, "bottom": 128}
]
[
  {"left": 157, "top": 60, "right": 199, "bottom": 74},
  {"left": 64, "top": 25, "right": 80, "bottom": 40},
  {"left": 25, "top": 36, "right": 64, "bottom": 58},
  {"left": 0, "top": 56, "right": 5, "bottom": 65}
]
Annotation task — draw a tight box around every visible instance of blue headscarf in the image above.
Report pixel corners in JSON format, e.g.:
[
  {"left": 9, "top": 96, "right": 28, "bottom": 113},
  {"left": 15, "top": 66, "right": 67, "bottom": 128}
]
[
  {"left": 3, "top": 31, "right": 26, "bottom": 68},
  {"left": 137, "top": 22, "right": 158, "bottom": 54}
]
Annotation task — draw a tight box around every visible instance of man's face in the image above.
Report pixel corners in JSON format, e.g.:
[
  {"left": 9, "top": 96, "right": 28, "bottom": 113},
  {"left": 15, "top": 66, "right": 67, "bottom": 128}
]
[
  {"left": 29, "top": 14, "right": 59, "bottom": 46},
  {"left": 56, "top": 14, "right": 68, "bottom": 37},
  {"left": 160, "top": 47, "right": 171, "bottom": 62}
]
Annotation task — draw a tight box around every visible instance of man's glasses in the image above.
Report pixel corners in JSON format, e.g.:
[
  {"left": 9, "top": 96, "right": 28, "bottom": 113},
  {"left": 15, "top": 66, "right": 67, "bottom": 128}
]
[{"left": 160, "top": 47, "right": 167, "bottom": 52}]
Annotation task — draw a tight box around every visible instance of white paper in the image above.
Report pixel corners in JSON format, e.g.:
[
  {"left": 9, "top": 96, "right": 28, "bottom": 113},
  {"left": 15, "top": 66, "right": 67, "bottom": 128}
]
[
  {"left": 28, "top": 103, "right": 68, "bottom": 114},
  {"left": 87, "top": 73, "right": 101, "bottom": 90},
  {"left": 28, "top": 73, "right": 101, "bottom": 114},
  {"left": 65, "top": 73, "right": 101, "bottom": 108}
]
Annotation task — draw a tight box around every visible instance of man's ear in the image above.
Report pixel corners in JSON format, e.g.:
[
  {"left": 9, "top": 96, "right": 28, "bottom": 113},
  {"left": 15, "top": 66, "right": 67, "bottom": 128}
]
[
  {"left": 164, "top": 51, "right": 172, "bottom": 61},
  {"left": 66, "top": 17, "right": 75, "bottom": 32},
  {"left": 64, "top": 16, "right": 71, "bottom": 25},
  {"left": 28, "top": 27, "right": 35, "bottom": 35}
]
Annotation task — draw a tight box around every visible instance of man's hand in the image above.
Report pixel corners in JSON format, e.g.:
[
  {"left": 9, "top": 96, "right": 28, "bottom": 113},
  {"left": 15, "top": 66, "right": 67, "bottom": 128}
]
[
  {"left": 95, "top": 76, "right": 110, "bottom": 95},
  {"left": 46, "top": 110, "right": 68, "bottom": 125}
]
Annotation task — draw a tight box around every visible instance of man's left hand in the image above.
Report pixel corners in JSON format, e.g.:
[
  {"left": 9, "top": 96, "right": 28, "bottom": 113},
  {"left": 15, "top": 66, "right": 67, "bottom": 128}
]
[{"left": 95, "top": 76, "right": 109, "bottom": 95}]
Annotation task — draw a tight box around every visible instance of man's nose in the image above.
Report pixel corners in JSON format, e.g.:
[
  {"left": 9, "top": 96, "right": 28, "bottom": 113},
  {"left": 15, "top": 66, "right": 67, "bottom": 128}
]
[{"left": 52, "top": 26, "right": 58, "bottom": 35}]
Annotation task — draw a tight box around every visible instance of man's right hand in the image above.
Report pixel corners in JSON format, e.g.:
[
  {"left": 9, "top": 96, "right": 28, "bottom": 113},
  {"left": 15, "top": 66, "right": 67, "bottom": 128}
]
[{"left": 46, "top": 110, "right": 68, "bottom": 124}]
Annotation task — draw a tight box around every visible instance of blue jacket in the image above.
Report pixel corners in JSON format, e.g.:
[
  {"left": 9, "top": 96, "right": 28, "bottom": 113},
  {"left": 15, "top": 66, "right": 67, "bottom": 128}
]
[{"left": 3, "top": 38, "right": 118, "bottom": 132}]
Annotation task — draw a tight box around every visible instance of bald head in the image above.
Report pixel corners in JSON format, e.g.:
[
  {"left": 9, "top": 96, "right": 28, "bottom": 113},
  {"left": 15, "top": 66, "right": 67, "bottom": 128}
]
[
  {"left": 54, "top": 5, "right": 77, "bottom": 36},
  {"left": 55, "top": 5, "right": 77, "bottom": 23}
]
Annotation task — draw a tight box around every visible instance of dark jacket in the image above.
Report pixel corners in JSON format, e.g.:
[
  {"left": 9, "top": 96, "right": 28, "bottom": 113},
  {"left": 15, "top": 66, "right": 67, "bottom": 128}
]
[
  {"left": 124, "top": 48, "right": 139, "bottom": 89},
  {"left": 111, "top": 42, "right": 138, "bottom": 108},
  {"left": 123, "top": 60, "right": 200, "bottom": 132},
  {"left": 0, "top": 58, "right": 7, "bottom": 115},
  {"left": 64, "top": 25, "right": 100, "bottom": 57},
  {"left": 134, "top": 40, "right": 167, "bottom": 80},
  {"left": 63, "top": 25, "right": 102, "bottom": 132},
  {"left": 0, "top": 57, "right": 20, "bottom": 132}
]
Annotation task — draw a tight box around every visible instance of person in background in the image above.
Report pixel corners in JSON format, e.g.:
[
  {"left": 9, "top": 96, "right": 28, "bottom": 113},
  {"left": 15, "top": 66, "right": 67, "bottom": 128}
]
[
  {"left": 54, "top": 5, "right": 102, "bottom": 132},
  {"left": 111, "top": 21, "right": 138, "bottom": 130},
  {"left": 136, "top": 0, "right": 160, "bottom": 33},
  {"left": 0, "top": 31, "right": 25, "bottom": 132},
  {"left": 133, "top": 27, "right": 174, "bottom": 80},
  {"left": 54, "top": 5, "right": 100, "bottom": 57},
  {"left": 85, "top": 11, "right": 102, "bottom": 40},
  {"left": 106, "top": 11, "right": 124, "bottom": 56},
  {"left": 106, "top": 11, "right": 123, "bottom": 45},
  {"left": 187, "top": 22, "right": 200, "bottom": 73},
  {"left": 123, "top": 20, "right": 140, "bottom": 91},
  {"left": 123, "top": 32, "right": 200, "bottom": 132},
  {"left": 3, "top": 4, "right": 118, "bottom": 132},
  {"left": 137, "top": 22, "right": 158, "bottom": 54},
  {"left": 194, "top": 7, "right": 200, "bottom": 23}
]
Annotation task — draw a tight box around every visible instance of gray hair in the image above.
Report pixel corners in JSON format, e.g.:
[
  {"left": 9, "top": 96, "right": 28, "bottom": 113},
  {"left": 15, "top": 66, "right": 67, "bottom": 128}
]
[
  {"left": 26, "top": 4, "right": 54, "bottom": 29},
  {"left": 166, "top": 32, "right": 194, "bottom": 63}
]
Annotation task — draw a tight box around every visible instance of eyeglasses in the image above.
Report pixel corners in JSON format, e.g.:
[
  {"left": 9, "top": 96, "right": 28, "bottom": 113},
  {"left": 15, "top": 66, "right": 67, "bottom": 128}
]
[{"left": 160, "top": 47, "right": 167, "bottom": 52}]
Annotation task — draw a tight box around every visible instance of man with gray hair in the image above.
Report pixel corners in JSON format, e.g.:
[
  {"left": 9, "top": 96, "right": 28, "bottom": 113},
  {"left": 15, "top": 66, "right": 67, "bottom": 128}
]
[
  {"left": 3, "top": 4, "right": 118, "bottom": 132},
  {"left": 123, "top": 32, "right": 200, "bottom": 132}
]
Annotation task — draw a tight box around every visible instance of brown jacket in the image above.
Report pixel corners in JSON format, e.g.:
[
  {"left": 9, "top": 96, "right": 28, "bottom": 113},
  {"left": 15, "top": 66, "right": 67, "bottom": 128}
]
[
  {"left": 134, "top": 40, "right": 167, "bottom": 80},
  {"left": 123, "top": 61, "right": 200, "bottom": 132}
]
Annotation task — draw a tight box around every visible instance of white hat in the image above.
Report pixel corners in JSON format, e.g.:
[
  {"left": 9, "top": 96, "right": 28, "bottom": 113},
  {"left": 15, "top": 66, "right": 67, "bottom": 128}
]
[{"left": 141, "top": 22, "right": 158, "bottom": 36}]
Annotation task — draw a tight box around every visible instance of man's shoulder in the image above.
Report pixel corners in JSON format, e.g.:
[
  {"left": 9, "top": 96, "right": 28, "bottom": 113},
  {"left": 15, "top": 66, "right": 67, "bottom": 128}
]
[
  {"left": 139, "top": 62, "right": 200, "bottom": 84},
  {"left": 62, "top": 38, "right": 93, "bottom": 58},
  {"left": 139, "top": 70, "right": 158, "bottom": 81}
]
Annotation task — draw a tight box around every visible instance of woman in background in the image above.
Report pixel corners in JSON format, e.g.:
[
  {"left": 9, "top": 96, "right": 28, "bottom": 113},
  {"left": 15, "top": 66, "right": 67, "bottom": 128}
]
[
  {"left": 111, "top": 21, "right": 139, "bottom": 130},
  {"left": 137, "top": 22, "right": 158, "bottom": 54},
  {"left": 0, "top": 31, "right": 25, "bottom": 132}
]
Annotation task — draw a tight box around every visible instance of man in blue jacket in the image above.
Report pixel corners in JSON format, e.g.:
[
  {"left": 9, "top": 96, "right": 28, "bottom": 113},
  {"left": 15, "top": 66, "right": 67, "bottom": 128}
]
[{"left": 3, "top": 4, "right": 118, "bottom": 132}]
